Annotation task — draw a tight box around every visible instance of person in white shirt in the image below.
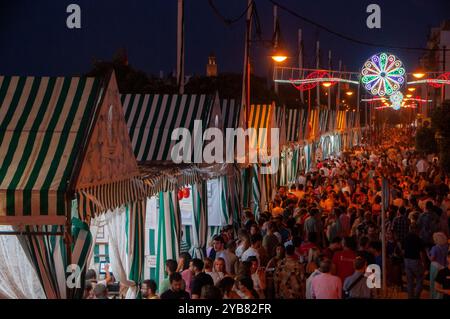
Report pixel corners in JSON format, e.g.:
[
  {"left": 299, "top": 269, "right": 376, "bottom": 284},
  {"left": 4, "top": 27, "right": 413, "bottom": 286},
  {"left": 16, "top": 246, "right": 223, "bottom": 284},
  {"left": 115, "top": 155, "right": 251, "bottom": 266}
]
[
  {"left": 241, "top": 234, "right": 262, "bottom": 264},
  {"left": 297, "top": 172, "right": 307, "bottom": 188}
]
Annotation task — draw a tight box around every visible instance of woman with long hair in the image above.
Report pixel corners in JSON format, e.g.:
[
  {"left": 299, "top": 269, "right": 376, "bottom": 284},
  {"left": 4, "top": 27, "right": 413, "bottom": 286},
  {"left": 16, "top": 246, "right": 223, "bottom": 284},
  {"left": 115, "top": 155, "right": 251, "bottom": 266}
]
[{"left": 210, "top": 257, "right": 228, "bottom": 285}]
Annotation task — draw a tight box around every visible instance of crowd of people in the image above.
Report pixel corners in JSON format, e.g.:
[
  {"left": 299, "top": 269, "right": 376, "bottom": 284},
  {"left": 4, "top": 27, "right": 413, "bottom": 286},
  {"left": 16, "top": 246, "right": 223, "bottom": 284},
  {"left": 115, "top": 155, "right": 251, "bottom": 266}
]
[{"left": 84, "top": 128, "right": 450, "bottom": 300}]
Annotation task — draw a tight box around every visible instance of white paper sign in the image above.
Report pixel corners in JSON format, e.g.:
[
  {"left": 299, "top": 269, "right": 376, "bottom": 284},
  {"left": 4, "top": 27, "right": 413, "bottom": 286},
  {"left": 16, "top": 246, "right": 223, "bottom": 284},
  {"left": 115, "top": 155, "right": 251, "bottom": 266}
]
[
  {"left": 207, "top": 179, "right": 224, "bottom": 226},
  {"left": 180, "top": 187, "right": 193, "bottom": 226},
  {"left": 146, "top": 197, "right": 158, "bottom": 230},
  {"left": 146, "top": 255, "right": 157, "bottom": 268}
]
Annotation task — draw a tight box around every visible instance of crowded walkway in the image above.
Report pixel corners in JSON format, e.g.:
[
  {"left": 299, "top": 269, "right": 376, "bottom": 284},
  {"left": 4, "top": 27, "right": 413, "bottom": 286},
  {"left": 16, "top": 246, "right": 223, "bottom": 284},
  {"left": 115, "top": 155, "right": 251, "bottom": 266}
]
[{"left": 86, "top": 128, "right": 450, "bottom": 300}]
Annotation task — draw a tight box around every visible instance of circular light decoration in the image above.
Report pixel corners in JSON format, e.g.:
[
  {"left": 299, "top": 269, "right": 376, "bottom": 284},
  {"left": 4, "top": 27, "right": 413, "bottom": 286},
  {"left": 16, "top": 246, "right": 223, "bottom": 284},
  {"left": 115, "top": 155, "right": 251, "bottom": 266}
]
[
  {"left": 361, "top": 53, "right": 406, "bottom": 96},
  {"left": 390, "top": 91, "right": 403, "bottom": 110}
]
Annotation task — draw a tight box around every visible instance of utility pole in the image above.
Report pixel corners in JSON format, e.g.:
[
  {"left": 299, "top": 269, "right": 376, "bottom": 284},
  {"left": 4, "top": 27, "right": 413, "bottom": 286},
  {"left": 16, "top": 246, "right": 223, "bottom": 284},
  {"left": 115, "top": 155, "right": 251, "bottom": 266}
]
[
  {"left": 442, "top": 45, "right": 447, "bottom": 102},
  {"left": 357, "top": 83, "right": 361, "bottom": 127},
  {"left": 273, "top": 4, "right": 279, "bottom": 94},
  {"left": 298, "top": 29, "right": 304, "bottom": 103},
  {"left": 242, "top": 0, "right": 253, "bottom": 126},
  {"left": 177, "top": 0, "right": 185, "bottom": 94},
  {"left": 316, "top": 41, "right": 320, "bottom": 108},
  {"left": 328, "top": 50, "right": 332, "bottom": 110},
  {"left": 336, "top": 60, "right": 342, "bottom": 110}
]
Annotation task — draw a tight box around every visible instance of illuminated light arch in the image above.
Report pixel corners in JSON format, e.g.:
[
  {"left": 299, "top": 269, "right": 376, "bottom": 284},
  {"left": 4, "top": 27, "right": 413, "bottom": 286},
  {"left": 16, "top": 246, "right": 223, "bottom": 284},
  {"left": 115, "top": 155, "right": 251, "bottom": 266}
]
[
  {"left": 428, "top": 72, "right": 450, "bottom": 88},
  {"left": 361, "top": 53, "right": 406, "bottom": 96},
  {"left": 290, "top": 70, "right": 337, "bottom": 91}
]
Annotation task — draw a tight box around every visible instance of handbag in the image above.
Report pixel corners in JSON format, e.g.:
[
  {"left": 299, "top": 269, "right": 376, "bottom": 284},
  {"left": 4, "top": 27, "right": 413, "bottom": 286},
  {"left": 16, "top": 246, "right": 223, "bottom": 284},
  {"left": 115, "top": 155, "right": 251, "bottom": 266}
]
[{"left": 343, "top": 273, "right": 365, "bottom": 299}]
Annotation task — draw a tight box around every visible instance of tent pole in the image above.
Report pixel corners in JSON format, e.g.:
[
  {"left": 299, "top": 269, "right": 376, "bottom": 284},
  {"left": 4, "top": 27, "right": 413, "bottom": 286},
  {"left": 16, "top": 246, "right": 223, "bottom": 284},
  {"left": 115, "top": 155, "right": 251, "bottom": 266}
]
[
  {"left": 0, "top": 231, "right": 64, "bottom": 236},
  {"left": 65, "top": 199, "right": 73, "bottom": 299},
  {"left": 381, "top": 178, "right": 387, "bottom": 297}
]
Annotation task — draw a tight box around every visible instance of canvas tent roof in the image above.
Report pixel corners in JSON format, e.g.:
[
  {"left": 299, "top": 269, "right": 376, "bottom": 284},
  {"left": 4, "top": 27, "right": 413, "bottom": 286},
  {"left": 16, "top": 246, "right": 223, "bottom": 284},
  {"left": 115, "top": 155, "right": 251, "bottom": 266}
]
[
  {"left": 0, "top": 76, "right": 103, "bottom": 225},
  {"left": 121, "top": 93, "right": 240, "bottom": 197},
  {"left": 248, "top": 103, "right": 278, "bottom": 154},
  {"left": 220, "top": 99, "right": 241, "bottom": 130},
  {"left": 0, "top": 73, "right": 144, "bottom": 225},
  {"left": 121, "top": 94, "right": 214, "bottom": 163}
]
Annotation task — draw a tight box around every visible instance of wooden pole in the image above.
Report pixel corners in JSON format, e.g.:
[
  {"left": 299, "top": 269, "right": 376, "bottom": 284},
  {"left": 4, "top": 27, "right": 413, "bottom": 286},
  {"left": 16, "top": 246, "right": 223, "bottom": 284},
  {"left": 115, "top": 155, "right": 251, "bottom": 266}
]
[
  {"left": 328, "top": 50, "right": 332, "bottom": 110},
  {"left": 242, "top": 0, "right": 253, "bottom": 127},
  {"left": 316, "top": 41, "right": 320, "bottom": 108},
  {"left": 336, "top": 60, "right": 342, "bottom": 110},
  {"left": 273, "top": 4, "right": 278, "bottom": 94},
  {"left": 177, "top": 0, "right": 185, "bottom": 94},
  {"left": 381, "top": 178, "right": 388, "bottom": 296},
  {"left": 298, "top": 29, "right": 304, "bottom": 103}
]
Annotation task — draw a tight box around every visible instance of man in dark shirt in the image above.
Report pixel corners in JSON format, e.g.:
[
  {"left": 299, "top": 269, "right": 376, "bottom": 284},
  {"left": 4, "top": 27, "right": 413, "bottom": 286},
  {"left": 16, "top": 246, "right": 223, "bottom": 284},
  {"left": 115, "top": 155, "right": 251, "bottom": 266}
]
[
  {"left": 160, "top": 273, "right": 190, "bottom": 300},
  {"left": 435, "top": 251, "right": 450, "bottom": 299},
  {"left": 190, "top": 258, "right": 213, "bottom": 299},
  {"left": 392, "top": 206, "right": 410, "bottom": 245},
  {"left": 402, "top": 225, "right": 426, "bottom": 299}
]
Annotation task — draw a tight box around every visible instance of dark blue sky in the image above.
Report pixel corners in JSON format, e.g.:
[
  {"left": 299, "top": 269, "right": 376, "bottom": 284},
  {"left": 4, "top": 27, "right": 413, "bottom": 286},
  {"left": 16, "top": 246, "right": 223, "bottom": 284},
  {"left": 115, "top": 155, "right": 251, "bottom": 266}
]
[{"left": 0, "top": 0, "right": 449, "bottom": 77}]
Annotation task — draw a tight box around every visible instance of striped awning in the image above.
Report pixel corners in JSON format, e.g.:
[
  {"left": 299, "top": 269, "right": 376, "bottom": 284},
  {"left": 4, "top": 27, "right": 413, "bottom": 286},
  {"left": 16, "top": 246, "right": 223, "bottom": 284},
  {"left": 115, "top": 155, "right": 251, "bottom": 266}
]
[
  {"left": 336, "top": 110, "right": 347, "bottom": 131},
  {"left": 220, "top": 99, "right": 240, "bottom": 130},
  {"left": 76, "top": 177, "right": 145, "bottom": 222},
  {"left": 0, "top": 76, "right": 102, "bottom": 225},
  {"left": 286, "top": 108, "right": 302, "bottom": 142},
  {"left": 121, "top": 94, "right": 213, "bottom": 162},
  {"left": 139, "top": 163, "right": 202, "bottom": 197},
  {"left": 248, "top": 104, "right": 277, "bottom": 153}
]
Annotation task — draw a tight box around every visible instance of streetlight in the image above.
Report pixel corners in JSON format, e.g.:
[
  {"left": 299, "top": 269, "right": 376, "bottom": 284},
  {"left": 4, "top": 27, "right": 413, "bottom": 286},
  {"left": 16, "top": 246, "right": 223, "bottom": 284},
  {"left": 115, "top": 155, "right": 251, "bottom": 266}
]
[
  {"left": 408, "top": 87, "right": 416, "bottom": 92},
  {"left": 271, "top": 48, "right": 288, "bottom": 63},
  {"left": 345, "top": 91, "right": 354, "bottom": 96},
  {"left": 412, "top": 71, "right": 426, "bottom": 79},
  {"left": 322, "top": 82, "right": 332, "bottom": 88}
]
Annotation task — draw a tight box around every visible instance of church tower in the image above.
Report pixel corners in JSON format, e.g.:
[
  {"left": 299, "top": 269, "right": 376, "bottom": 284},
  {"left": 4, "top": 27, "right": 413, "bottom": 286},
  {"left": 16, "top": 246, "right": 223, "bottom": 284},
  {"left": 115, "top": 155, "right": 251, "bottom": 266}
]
[{"left": 206, "top": 53, "right": 218, "bottom": 77}]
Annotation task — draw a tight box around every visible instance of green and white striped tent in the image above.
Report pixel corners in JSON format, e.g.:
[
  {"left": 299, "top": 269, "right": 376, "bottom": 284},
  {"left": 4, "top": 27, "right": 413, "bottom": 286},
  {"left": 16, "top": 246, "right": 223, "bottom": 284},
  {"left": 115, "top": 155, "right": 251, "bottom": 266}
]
[
  {"left": 0, "top": 73, "right": 146, "bottom": 298},
  {"left": 246, "top": 104, "right": 278, "bottom": 219},
  {"left": 121, "top": 94, "right": 213, "bottom": 162},
  {"left": 0, "top": 76, "right": 101, "bottom": 225},
  {"left": 122, "top": 93, "right": 213, "bottom": 288},
  {"left": 123, "top": 93, "right": 242, "bottom": 285},
  {"left": 286, "top": 108, "right": 303, "bottom": 142}
]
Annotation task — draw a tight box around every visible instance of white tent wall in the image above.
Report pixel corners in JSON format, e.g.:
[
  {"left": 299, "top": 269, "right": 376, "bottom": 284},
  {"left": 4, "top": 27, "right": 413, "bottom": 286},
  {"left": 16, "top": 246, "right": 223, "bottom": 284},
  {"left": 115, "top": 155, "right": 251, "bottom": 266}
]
[
  {"left": 104, "top": 205, "right": 139, "bottom": 299},
  {"left": 0, "top": 226, "right": 46, "bottom": 299}
]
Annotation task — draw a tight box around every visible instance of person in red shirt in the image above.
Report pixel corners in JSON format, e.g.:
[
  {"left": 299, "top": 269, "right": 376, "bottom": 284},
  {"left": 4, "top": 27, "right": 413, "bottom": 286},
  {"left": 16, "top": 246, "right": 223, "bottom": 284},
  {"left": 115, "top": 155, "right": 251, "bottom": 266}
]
[
  {"left": 298, "top": 232, "right": 318, "bottom": 258},
  {"left": 332, "top": 237, "right": 357, "bottom": 283}
]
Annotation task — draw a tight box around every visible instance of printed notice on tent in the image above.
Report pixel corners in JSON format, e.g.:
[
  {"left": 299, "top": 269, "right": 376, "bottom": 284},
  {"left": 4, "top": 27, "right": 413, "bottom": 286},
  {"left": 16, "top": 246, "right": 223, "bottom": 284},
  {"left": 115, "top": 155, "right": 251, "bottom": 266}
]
[
  {"left": 207, "top": 179, "right": 225, "bottom": 226},
  {"left": 146, "top": 197, "right": 158, "bottom": 229},
  {"left": 145, "top": 255, "right": 157, "bottom": 268},
  {"left": 180, "top": 186, "right": 193, "bottom": 225}
]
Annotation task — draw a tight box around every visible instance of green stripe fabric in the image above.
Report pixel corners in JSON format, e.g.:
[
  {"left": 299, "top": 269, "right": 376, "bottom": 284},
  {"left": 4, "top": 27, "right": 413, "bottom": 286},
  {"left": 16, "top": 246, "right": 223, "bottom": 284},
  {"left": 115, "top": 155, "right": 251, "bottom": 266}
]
[
  {"left": 251, "top": 164, "right": 261, "bottom": 221},
  {"left": 128, "top": 200, "right": 145, "bottom": 285},
  {"left": 156, "top": 191, "right": 180, "bottom": 288},
  {"left": 0, "top": 76, "right": 102, "bottom": 222},
  {"left": 190, "top": 182, "right": 207, "bottom": 259},
  {"left": 17, "top": 224, "right": 67, "bottom": 299},
  {"left": 220, "top": 99, "right": 240, "bottom": 130},
  {"left": 121, "top": 94, "right": 214, "bottom": 162}
]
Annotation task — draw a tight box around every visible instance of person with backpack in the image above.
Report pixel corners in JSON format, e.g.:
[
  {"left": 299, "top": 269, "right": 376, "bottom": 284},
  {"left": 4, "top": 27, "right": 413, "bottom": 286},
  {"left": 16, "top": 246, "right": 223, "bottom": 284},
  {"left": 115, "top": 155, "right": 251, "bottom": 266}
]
[{"left": 343, "top": 257, "right": 372, "bottom": 299}]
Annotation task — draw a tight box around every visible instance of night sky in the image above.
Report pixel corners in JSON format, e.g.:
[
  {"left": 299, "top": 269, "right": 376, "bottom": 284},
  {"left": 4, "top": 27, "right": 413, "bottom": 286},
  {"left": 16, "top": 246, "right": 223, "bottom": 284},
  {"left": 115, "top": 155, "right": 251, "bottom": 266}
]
[{"left": 0, "top": 0, "right": 449, "bottom": 77}]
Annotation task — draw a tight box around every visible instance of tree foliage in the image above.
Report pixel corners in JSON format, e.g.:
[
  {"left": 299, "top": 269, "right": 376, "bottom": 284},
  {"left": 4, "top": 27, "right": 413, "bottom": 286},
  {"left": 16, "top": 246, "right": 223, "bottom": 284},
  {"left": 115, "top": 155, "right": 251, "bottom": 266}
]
[
  {"left": 415, "top": 125, "right": 437, "bottom": 155},
  {"left": 431, "top": 100, "right": 450, "bottom": 174}
]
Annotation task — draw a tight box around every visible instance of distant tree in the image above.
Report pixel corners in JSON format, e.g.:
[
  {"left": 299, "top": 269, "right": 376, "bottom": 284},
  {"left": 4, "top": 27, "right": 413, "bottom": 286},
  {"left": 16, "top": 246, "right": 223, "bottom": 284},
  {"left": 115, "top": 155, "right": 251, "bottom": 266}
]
[
  {"left": 85, "top": 49, "right": 177, "bottom": 93},
  {"left": 431, "top": 100, "right": 450, "bottom": 174},
  {"left": 85, "top": 49, "right": 309, "bottom": 108},
  {"left": 415, "top": 122, "right": 437, "bottom": 155}
]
